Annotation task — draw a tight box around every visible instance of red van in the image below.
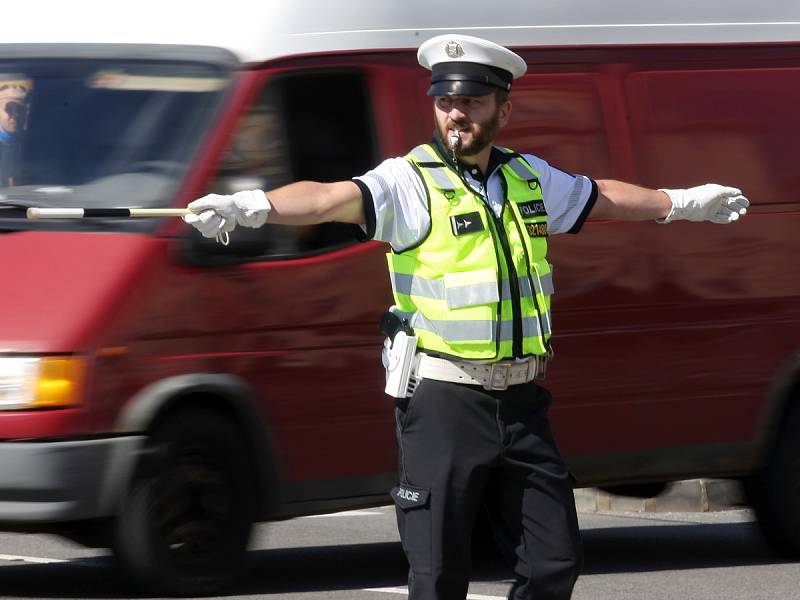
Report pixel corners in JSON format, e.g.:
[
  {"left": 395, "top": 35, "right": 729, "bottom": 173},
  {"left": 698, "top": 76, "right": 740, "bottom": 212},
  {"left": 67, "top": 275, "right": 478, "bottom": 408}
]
[{"left": 1, "top": 2, "right": 800, "bottom": 595}]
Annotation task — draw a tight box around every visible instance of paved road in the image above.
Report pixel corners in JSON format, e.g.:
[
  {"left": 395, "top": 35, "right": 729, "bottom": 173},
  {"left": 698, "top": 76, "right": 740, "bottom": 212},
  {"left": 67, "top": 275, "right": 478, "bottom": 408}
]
[{"left": 0, "top": 507, "right": 797, "bottom": 599}]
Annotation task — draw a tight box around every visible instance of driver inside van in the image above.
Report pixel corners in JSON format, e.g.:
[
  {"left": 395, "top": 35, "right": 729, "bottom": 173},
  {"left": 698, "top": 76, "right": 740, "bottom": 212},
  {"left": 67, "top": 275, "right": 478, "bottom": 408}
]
[{"left": 0, "top": 76, "right": 31, "bottom": 187}]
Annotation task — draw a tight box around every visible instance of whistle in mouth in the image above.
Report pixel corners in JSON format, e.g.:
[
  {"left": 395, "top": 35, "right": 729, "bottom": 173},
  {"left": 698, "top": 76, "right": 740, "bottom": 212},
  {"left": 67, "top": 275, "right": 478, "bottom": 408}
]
[{"left": 448, "top": 130, "right": 461, "bottom": 148}]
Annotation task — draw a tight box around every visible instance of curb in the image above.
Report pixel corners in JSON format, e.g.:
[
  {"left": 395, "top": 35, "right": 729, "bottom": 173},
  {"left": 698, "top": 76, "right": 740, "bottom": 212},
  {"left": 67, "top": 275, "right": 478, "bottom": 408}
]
[{"left": 574, "top": 479, "right": 747, "bottom": 513}]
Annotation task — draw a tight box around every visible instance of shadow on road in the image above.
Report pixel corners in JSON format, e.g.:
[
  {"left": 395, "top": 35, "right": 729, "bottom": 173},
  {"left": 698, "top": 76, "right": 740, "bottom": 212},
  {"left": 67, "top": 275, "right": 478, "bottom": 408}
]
[
  {"left": 579, "top": 521, "right": 790, "bottom": 576},
  {"left": 237, "top": 541, "right": 410, "bottom": 594},
  {"left": 0, "top": 557, "right": 134, "bottom": 599},
  {"left": 0, "top": 521, "right": 794, "bottom": 597}
]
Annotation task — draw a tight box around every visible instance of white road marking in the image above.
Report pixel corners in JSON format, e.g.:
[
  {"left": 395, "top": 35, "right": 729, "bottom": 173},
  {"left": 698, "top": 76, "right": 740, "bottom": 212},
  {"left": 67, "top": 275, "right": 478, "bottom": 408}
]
[
  {"left": 302, "top": 510, "right": 385, "bottom": 518},
  {"left": 0, "top": 553, "right": 100, "bottom": 568},
  {"left": 364, "top": 587, "right": 505, "bottom": 599},
  {"left": 0, "top": 553, "right": 67, "bottom": 564}
]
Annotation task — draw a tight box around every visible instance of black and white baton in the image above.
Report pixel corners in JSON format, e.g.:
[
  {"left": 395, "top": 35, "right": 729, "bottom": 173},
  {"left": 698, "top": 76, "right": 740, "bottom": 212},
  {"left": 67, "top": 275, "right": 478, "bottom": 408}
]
[
  {"left": 26, "top": 207, "right": 192, "bottom": 219},
  {"left": 25, "top": 207, "right": 229, "bottom": 244}
]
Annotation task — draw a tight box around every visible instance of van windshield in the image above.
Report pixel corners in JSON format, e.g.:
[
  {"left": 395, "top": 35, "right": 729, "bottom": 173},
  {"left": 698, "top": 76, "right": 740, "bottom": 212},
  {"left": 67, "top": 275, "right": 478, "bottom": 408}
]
[{"left": 0, "top": 57, "right": 231, "bottom": 232}]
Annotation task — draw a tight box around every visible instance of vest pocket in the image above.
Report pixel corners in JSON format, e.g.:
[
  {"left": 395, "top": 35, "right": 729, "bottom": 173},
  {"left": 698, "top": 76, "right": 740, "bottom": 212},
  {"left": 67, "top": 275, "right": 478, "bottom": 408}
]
[
  {"left": 436, "top": 269, "right": 499, "bottom": 344},
  {"left": 443, "top": 268, "right": 499, "bottom": 309}
]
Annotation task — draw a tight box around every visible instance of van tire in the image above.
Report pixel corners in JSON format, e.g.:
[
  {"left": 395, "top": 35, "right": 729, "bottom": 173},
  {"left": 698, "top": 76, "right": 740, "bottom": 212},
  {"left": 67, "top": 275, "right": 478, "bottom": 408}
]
[
  {"left": 113, "top": 409, "right": 255, "bottom": 596},
  {"left": 746, "top": 403, "right": 800, "bottom": 557}
]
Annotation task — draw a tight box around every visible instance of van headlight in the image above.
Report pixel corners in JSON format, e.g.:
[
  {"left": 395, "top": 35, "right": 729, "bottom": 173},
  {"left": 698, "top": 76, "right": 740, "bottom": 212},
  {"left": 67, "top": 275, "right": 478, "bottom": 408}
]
[{"left": 0, "top": 356, "right": 85, "bottom": 410}]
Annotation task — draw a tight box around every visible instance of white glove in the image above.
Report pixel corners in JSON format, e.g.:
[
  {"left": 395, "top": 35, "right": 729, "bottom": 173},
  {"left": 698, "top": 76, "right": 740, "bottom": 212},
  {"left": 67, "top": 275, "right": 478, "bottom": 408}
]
[
  {"left": 658, "top": 184, "right": 749, "bottom": 224},
  {"left": 183, "top": 190, "right": 271, "bottom": 238}
]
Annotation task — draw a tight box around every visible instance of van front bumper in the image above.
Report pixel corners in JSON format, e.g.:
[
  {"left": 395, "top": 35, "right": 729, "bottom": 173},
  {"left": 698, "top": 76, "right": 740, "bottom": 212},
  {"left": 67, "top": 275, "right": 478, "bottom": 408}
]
[{"left": 0, "top": 436, "right": 145, "bottom": 524}]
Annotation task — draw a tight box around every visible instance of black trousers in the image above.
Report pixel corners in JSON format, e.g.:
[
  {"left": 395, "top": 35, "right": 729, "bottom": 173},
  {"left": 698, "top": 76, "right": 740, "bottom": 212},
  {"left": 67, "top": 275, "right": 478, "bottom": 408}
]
[{"left": 392, "top": 378, "right": 582, "bottom": 600}]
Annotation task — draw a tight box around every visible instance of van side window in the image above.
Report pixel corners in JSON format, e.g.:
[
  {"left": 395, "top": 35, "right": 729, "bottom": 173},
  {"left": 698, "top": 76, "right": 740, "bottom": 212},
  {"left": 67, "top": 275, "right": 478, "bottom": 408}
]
[{"left": 198, "top": 70, "right": 376, "bottom": 260}]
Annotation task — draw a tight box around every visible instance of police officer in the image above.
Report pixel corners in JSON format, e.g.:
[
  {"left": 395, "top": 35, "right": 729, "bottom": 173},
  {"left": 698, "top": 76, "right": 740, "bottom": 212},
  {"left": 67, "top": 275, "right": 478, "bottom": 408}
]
[{"left": 184, "top": 34, "right": 749, "bottom": 600}]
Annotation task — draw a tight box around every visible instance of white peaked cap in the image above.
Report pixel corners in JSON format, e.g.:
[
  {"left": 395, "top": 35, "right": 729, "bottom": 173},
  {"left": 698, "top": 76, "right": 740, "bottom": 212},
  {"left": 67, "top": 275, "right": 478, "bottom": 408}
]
[{"left": 417, "top": 34, "right": 527, "bottom": 96}]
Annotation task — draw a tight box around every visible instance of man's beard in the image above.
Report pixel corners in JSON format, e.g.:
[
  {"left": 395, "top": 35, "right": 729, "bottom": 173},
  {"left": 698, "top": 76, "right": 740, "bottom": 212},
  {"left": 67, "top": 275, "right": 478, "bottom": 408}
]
[{"left": 439, "top": 104, "right": 501, "bottom": 159}]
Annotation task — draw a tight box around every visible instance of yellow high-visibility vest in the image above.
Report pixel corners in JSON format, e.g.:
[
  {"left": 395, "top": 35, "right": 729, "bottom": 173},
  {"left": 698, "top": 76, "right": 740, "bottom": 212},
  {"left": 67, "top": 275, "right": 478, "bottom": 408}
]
[{"left": 386, "top": 143, "right": 553, "bottom": 360}]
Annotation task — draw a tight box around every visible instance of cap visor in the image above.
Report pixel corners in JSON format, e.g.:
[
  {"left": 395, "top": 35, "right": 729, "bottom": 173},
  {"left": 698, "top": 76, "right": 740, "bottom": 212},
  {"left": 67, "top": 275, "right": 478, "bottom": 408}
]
[{"left": 427, "top": 80, "right": 498, "bottom": 97}]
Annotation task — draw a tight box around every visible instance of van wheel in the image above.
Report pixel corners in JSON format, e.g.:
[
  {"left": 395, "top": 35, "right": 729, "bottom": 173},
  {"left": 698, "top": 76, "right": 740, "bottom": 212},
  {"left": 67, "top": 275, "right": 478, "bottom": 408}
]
[
  {"left": 113, "top": 409, "right": 255, "bottom": 596},
  {"left": 745, "top": 403, "right": 800, "bottom": 557}
]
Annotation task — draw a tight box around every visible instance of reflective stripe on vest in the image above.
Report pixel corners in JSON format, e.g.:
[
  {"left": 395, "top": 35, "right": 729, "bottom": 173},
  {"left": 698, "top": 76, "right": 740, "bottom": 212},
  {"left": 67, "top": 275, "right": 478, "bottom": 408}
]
[
  {"left": 408, "top": 146, "right": 457, "bottom": 193},
  {"left": 393, "top": 310, "right": 550, "bottom": 342},
  {"left": 387, "top": 143, "right": 553, "bottom": 360},
  {"left": 390, "top": 271, "right": 555, "bottom": 305}
]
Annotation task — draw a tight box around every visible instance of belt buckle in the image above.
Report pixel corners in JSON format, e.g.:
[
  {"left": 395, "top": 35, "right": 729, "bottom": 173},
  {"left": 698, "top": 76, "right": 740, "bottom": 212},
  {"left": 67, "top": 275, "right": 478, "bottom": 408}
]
[{"left": 487, "top": 363, "right": 511, "bottom": 390}]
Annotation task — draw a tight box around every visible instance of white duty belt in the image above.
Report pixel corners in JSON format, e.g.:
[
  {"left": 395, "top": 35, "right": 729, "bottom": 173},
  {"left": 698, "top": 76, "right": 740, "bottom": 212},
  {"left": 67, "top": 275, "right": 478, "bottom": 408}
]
[{"left": 413, "top": 353, "right": 548, "bottom": 391}]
